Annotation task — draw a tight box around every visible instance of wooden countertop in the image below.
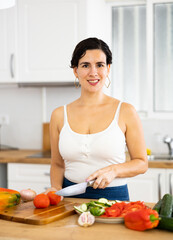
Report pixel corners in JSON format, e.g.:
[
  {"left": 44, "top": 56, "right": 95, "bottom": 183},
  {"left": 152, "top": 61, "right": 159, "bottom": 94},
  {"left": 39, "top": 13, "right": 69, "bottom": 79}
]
[
  {"left": 0, "top": 150, "right": 51, "bottom": 164},
  {"left": 0, "top": 150, "right": 173, "bottom": 168},
  {"left": 0, "top": 198, "right": 172, "bottom": 240}
]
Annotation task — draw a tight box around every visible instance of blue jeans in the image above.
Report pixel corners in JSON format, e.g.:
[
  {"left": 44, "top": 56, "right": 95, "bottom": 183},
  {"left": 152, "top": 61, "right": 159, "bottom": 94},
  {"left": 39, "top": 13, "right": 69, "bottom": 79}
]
[{"left": 62, "top": 178, "right": 129, "bottom": 201}]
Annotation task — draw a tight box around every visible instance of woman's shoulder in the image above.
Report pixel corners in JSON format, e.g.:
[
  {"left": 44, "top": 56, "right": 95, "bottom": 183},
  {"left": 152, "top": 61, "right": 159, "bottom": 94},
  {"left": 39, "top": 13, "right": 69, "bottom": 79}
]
[
  {"left": 51, "top": 106, "right": 64, "bottom": 118},
  {"left": 120, "top": 102, "right": 140, "bottom": 123},
  {"left": 121, "top": 102, "right": 136, "bottom": 112},
  {"left": 50, "top": 106, "right": 65, "bottom": 128}
]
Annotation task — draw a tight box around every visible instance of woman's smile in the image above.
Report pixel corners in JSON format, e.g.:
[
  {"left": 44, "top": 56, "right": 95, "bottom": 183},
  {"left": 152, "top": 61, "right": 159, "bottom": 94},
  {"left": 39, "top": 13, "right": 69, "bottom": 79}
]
[{"left": 87, "top": 79, "right": 100, "bottom": 86}]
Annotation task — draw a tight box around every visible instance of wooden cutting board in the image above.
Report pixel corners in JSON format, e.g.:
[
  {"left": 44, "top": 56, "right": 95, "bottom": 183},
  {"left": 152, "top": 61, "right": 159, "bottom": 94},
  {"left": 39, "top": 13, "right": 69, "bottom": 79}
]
[{"left": 0, "top": 200, "right": 76, "bottom": 225}]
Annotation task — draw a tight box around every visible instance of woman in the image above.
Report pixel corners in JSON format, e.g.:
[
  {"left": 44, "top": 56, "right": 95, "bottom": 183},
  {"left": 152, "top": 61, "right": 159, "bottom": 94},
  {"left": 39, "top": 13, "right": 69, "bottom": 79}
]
[{"left": 48, "top": 37, "right": 148, "bottom": 200}]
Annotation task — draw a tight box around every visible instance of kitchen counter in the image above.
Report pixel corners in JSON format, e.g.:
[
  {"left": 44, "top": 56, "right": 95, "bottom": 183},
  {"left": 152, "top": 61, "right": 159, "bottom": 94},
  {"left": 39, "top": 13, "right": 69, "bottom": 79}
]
[
  {"left": 0, "top": 150, "right": 51, "bottom": 164},
  {"left": 0, "top": 198, "right": 172, "bottom": 240},
  {"left": 1, "top": 150, "right": 173, "bottom": 168}
]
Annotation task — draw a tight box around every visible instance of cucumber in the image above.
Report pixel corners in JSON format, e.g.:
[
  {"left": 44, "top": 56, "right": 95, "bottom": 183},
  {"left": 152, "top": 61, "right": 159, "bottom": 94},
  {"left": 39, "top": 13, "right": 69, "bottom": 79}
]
[
  {"left": 160, "top": 194, "right": 173, "bottom": 217},
  {"left": 106, "top": 201, "right": 116, "bottom": 206},
  {"left": 74, "top": 206, "right": 85, "bottom": 214},
  {"left": 157, "top": 215, "right": 173, "bottom": 232},
  {"left": 98, "top": 198, "right": 109, "bottom": 204},
  {"left": 153, "top": 199, "right": 162, "bottom": 213},
  {"left": 80, "top": 203, "right": 88, "bottom": 212}
]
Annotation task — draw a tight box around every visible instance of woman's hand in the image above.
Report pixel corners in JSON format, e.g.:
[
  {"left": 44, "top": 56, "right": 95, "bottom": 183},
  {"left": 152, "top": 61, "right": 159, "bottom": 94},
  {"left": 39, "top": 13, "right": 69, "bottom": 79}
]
[{"left": 86, "top": 165, "right": 117, "bottom": 189}]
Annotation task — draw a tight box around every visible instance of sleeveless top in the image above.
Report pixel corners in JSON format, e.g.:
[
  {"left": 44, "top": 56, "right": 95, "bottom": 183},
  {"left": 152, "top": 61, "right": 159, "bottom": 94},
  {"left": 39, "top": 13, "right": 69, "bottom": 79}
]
[{"left": 59, "top": 102, "right": 127, "bottom": 187}]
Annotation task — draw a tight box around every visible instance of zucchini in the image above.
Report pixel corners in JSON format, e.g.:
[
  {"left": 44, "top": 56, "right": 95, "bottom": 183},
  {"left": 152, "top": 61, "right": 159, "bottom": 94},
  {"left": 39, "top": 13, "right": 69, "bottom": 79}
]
[
  {"left": 157, "top": 215, "right": 173, "bottom": 232},
  {"left": 153, "top": 199, "right": 162, "bottom": 213},
  {"left": 160, "top": 194, "right": 173, "bottom": 217}
]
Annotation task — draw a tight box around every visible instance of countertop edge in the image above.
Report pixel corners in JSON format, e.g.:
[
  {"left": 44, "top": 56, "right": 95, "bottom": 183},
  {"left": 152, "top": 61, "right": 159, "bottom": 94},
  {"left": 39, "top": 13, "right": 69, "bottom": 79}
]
[{"left": 1, "top": 150, "right": 173, "bottom": 168}]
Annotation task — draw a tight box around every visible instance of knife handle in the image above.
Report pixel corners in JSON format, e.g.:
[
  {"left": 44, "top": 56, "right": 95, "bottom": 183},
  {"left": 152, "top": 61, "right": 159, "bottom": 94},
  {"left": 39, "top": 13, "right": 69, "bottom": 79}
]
[{"left": 87, "top": 180, "right": 95, "bottom": 187}]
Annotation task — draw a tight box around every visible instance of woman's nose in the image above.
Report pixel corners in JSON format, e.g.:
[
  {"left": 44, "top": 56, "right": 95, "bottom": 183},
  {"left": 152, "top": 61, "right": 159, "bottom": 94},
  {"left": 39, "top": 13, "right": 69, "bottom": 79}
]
[{"left": 89, "top": 66, "right": 98, "bottom": 76}]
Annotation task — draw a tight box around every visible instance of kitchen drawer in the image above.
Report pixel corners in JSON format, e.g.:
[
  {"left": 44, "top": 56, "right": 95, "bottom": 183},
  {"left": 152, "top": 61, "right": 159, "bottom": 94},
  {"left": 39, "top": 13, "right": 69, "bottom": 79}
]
[
  {"left": 8, "top": 163, "right": 50, "bottom": 183},
  {"left": 8, "top": 181, "right": 50, "bottom": 194}
]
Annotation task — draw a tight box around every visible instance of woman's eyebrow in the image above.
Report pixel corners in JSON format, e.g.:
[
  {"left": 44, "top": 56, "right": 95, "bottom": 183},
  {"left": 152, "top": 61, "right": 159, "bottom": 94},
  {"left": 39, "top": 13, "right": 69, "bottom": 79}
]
[
  {"left": 97, "top": 61, "right": 106, "bottom": 65},
  {"left": 79, "top": 62, "right": 90, "bottom": 65},
  {"left": 79, "top": 61, "right": 106, "bottom": 65}
]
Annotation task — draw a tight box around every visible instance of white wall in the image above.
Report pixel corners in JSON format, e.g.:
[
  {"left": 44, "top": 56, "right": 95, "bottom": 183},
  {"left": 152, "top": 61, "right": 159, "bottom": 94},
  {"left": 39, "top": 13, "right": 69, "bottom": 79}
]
[
  {"left": 142, "top": 119, "right": 173, "bottom": 154},
  {"left": 0, "top": 85, "right": 172, "bottom": 154},
  {"left": 0, "top": 86, "right": 80, "bottom": 149}
]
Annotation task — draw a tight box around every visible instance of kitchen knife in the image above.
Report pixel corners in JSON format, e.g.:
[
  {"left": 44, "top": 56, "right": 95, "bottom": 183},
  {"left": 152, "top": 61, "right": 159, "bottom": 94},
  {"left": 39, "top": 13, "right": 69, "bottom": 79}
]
[{"left": 55, "top": 180, "right": 94, "bottom": 197}]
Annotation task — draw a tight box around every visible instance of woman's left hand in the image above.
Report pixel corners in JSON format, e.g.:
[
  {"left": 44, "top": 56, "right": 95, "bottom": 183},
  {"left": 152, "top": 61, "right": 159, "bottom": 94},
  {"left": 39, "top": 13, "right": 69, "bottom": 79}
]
[{"left": 86, "top": 165, "right": 117, "bottom": 189}]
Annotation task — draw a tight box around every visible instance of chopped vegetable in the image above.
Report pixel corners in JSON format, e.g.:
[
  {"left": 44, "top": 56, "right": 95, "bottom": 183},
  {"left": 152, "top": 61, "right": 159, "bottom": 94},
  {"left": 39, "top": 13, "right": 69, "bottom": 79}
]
[
  {"left": 90, "top": 207, "right": 105, "bottom": 216},
  {"left": 74, "top": 199, "right": 149, "bottom": 218},
  {"left": 80, "top": 203, "right": 88, "bottom": 212},
  {"left": 98, "top": 198, "right": 109, "bottom": 204},
  {"left": 78, "top": 212, "right": 95, "bottom": 227},
  {"left": 74, "top": 206, "right": 85, "bottom": 214}
]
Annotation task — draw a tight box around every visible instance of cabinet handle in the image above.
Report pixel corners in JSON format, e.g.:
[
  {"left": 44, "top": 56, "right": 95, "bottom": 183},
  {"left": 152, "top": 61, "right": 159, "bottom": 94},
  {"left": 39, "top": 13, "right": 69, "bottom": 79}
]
[
  {"left": 158, "top": 173, "right": 161, "bottom": 200},
  {"left": 10, "top": 54, "right": 15, "bottom": 78},
  {"left": 44, "top": 172, "right": 50, "bottom": 176},
  {"left": 169, "top": 173, "right": 173, "bottom": 195}
]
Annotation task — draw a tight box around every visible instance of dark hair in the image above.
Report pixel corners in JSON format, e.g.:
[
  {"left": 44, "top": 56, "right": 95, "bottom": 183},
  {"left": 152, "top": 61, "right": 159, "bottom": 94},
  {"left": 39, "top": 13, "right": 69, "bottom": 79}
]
[{"left": 70, "top": 37, "right": 112, "bottom": 68}]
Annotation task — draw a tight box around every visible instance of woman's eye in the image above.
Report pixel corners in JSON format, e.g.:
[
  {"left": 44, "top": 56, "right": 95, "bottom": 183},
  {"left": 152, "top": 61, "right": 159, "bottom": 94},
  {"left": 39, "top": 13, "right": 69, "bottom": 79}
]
[
  {"left": 97, "top": 64, "right": 104, "bottom": 67},
  {"left": 82, "top": 64, "right": 88, "bottom": 68}
]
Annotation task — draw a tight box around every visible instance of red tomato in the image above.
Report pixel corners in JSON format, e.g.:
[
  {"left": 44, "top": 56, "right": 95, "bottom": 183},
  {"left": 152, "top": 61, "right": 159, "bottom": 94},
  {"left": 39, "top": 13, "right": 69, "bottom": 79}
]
[
  {"left": 33, "top": 194, "right": 50, "bottom": 209},
  {"left": 120, "top": 201, "right": 147, "bottom": 217},
  {"left": 102, "top": 201, "right": 148, "bottom": 218},
  {"left": 47, "top": 191, "right": 61, "bottom": 205},
  {"left": 105, "top": 206, "right": 121, "bottom": 217}
]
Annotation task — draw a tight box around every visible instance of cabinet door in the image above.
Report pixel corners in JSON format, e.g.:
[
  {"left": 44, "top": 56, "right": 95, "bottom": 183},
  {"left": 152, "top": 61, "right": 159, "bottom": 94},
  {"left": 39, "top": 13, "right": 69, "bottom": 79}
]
[
  {"left": 128, "top": 168, "right": 166, "bottom": 202},
  {"left": 0, "top": 7, "right": 16, "bottom": 83},
  {"left": 17, "top": 0, "right": 84, "bottom": 83},
  {"left": 166, "top": 169, "right": 173, "bottom": 195},
  {"left": 7, "top": 163, "right": 50, "bottom": 194}
]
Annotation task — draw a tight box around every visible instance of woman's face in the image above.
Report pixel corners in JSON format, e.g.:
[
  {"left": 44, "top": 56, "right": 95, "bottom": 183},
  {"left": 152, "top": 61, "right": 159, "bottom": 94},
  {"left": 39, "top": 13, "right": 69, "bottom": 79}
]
[{"left": 73, "top": 49, "right": 110, "bottom": 93}]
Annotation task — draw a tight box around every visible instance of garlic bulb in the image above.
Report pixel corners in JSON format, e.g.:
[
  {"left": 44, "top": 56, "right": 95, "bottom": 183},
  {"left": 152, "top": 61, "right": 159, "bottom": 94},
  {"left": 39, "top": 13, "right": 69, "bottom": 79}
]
[{"left": 78, "top": 212, "right": 95, "bottom": 227}]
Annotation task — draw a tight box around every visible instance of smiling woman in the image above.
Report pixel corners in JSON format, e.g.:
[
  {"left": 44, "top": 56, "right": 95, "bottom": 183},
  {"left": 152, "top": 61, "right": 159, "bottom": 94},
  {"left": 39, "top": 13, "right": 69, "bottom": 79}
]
[
  {"left": 46, "top": 37, "right": 148, "bottom": 201},
  {"left": 73, "top": 49, "right": 110, "bottom": 92}
]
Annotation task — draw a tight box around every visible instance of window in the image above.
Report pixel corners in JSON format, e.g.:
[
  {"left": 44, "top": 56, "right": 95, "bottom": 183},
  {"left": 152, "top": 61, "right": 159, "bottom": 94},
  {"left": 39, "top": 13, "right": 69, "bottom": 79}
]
[
  {"left": 112, "top": 5, "right": 146, "bottom": 112},
  {"left": 154, "top": 3, "right": 173, "bottom": 112},
  {"left": 111, "top": 0, "right": 173, "bottom": 116}
]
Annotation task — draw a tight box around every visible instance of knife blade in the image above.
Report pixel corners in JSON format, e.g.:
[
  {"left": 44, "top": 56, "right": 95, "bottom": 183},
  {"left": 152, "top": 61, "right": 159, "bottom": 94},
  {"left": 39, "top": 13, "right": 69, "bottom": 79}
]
[{"left": 55, "top": 180, "right": 94, "bottom": 197}]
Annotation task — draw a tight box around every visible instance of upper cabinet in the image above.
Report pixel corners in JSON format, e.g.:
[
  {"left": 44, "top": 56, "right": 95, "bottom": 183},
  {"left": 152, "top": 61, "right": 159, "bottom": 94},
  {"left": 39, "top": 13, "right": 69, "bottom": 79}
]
[
  {"left": 0, "top": 7, "right": 16, "bottom": 83},
  {"left": 0, "top": 0, "right": 107, "bottom": 85},
  {"left": 17, "top": 0, "right": 87, "bottom": 84}
]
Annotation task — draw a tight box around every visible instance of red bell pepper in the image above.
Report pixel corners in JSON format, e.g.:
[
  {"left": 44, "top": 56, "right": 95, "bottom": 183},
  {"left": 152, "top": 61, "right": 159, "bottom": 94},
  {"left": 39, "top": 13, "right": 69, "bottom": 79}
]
[{"left": 124, "top": 208, "right": 160, "bottom": 231}]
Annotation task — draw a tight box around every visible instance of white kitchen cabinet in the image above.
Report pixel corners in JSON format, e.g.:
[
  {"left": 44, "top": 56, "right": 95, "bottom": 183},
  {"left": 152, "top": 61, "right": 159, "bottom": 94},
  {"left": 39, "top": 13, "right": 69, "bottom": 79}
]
[
  {"left": 0, "top": 7, "right": 16, "bottom": 83},
  {"left": 128, "top": 168, "right": 173, "bottom": 203},
  {"left": 7, "top": 163, "right": 50, "bottom": 194},
  {"left": 166, "top": 169, "right": 173, "bottom": 195},
  {"left": 17, "top": 0, "right": 86, "bottom": 84}
]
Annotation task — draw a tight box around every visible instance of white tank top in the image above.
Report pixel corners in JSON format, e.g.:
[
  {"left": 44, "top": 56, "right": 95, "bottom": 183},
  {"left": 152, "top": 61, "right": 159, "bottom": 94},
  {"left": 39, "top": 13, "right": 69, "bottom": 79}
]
[{"left": 59, "top": 102, "right": 127, "bottom": 187}]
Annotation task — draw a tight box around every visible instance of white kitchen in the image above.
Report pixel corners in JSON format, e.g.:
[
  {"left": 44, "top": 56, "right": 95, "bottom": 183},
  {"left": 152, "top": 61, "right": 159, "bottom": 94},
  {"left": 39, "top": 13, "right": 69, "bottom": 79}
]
[{"left": 0, "top": 0, "right": 173, "bottom": 210}]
